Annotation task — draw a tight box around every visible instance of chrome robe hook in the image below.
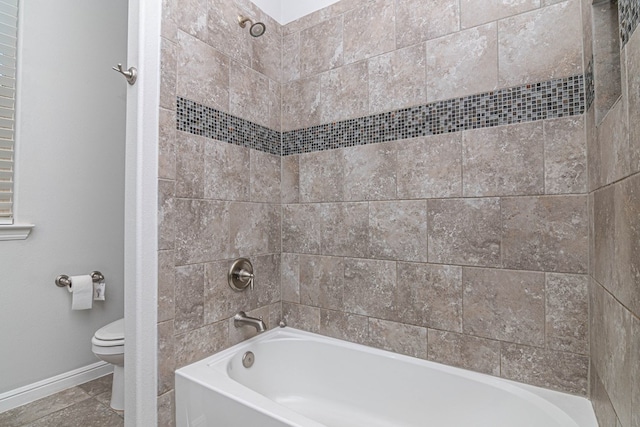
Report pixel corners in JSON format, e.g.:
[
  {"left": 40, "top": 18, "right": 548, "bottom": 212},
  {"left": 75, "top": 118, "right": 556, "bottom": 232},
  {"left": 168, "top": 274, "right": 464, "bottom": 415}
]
[{"left": 112, "top": 63, "right": 137, "bottom": 85}]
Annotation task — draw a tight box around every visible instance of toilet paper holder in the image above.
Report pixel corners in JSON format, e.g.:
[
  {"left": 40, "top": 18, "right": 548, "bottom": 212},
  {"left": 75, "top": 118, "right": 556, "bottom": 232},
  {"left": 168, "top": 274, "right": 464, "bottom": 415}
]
[{"left": 55, "top": 271, "right": 104, "bottom": 288}]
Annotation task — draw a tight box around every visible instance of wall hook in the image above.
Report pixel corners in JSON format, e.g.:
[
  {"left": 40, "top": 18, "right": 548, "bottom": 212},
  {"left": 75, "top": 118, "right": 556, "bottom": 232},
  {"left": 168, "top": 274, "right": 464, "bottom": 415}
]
[{"left": 112, "top": 63, "right": 137, "bottom": 85}]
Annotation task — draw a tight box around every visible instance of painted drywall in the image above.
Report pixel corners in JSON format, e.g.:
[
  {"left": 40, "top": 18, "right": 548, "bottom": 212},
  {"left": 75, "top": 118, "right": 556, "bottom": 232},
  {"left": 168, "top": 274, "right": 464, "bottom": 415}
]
[
  {"left": 250, "top": 0, "right": 340, "bottom": 24},
  {"left": 0, "top": 0, "right": 127, "bottom": 393}
]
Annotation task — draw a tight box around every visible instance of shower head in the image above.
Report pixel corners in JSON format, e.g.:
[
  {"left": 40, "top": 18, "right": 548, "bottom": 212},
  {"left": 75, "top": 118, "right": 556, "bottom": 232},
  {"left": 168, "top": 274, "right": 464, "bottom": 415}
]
[{"left": 238, "top": 15, "right": 266, "bottom": 37}]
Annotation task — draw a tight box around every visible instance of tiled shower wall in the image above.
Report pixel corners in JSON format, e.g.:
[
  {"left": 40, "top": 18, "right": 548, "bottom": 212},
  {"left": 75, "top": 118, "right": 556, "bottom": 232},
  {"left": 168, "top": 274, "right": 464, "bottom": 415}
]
[
  {"left": 584, "top": 0, "right": 640, "bottom": 425},
  {"left": 280, "top": 0, "right": 590, "bottom": 397},
  {"left": 153, "top": 0, "right": 621, "bottom": 424},
  {"left": 157, "top": 0, "right": 283, "bottom": 424}
]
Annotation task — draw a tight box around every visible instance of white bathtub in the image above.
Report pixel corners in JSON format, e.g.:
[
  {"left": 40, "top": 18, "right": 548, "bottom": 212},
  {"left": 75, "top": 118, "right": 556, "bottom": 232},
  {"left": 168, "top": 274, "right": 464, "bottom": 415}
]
[{"left": 175, "top": 327, "right": 597, "bottom": 427}]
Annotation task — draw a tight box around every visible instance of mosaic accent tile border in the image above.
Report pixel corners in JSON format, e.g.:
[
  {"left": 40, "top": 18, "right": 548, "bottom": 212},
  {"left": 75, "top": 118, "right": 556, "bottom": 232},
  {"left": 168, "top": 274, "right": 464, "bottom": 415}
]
[
  {"left": 282, "top": 74, "right": 585, "bottom": 156},
  {"left": 176, "top": 97, "right": 281, "bottom": 155},
  {"left": 176, "top": 74, "right": 585, "bottom": 157},
  {"left": 620, "top": 0, "right": 640, "bottom": 47},
  {"left": 585, "top": 58, "right": 595, "bottom": 112}
]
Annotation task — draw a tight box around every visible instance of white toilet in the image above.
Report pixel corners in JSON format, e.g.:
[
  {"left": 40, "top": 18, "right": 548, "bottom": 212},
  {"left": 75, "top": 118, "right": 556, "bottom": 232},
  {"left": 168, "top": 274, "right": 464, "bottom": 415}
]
[{"left": 92, "top": 318, "right": 124, "bottom": 411}]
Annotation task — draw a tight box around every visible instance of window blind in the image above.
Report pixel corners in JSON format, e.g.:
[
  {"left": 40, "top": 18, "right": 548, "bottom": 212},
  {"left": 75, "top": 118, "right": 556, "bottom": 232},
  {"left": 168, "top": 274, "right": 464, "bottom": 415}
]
[{"left": 0, "top": 0, "right": 17, "bottom": 224}]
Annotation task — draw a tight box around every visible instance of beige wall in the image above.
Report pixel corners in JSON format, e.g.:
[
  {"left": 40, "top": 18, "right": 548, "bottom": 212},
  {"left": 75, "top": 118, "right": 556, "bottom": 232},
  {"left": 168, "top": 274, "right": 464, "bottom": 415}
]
[{"left": 585, "top": 0, "right": 640, "bottom": 425}]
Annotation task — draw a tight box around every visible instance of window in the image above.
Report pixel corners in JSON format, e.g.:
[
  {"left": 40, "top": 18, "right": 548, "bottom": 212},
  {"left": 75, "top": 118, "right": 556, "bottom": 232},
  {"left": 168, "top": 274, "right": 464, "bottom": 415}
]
[{"left": 0, "top": 0, "right": 17, "bottom": 225}]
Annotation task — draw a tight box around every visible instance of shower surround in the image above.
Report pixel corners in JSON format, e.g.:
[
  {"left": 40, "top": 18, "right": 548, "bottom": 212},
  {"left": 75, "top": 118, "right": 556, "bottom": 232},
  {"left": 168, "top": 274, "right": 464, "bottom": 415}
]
[{"left": 157, "top": 0, "right": 639, "bottom": 426}]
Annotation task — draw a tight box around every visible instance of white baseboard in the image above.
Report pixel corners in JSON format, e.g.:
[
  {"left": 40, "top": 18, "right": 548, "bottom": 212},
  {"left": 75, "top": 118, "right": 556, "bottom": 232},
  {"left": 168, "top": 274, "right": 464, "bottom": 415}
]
[{"left": 0, "top": 362, "right": 113, "bottom": 413}]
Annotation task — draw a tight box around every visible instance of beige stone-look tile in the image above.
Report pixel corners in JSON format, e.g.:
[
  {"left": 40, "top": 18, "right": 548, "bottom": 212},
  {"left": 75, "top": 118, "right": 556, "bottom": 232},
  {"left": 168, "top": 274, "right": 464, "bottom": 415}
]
[
  {"left": 158, "top": 179, "right": 176, "bottom": 251},
  {"left": 160, "top": 38, "right": 177, "bottom": 111},
  {"left": 343, "top": 142, "right": 396, "bottom": 201},
  {"left": 590, "top": 365, "right": 618, "bottom": 427},
  {"left": 369, "top": 201, "right": 427, "bottom": 262},
  {"left": 427, "top": 23, "right": 498, "bottom": 102},
  {"left": 367, "top": 318, "right": 427, "bottom": 359},
  {"left": 463, "top": 267, "right": 545, "bottom": 346},
  {"left": 590, "top": 279, "right": 633, "bottom": 426},
  {"left": 251, "top": 253, "right": 281, "bottom": 308},
  {"left": 283, "top": 6, "right": 331, "bottom": 36},
  {"left": 498, "top": 1, "right": 582, "bottom": 87},
  {"left": 343, "top": 0, "right": 395, "bottom": 64},
  {"left": 598, "top": 99, "right": 630, "bottom": 186},
  {"left": 460, "top": 0, "right": 539, "bottom": 29},
  {"left": 282, "top": 204, "right": 322, "bottom": 254},
  {"left": 282, "top": 75, "right": 322, "bottom": 131},
  {"left": 0, "top": 387, "right": 90, "bottom": 427},
  {"left": 586, "top": 107, "right": 601, "bottom": 191},
  {"left": 321, "top": 203, "right": 369, "bottom": 257},
  {"left": 321, "top": 61, "right": 369, "bottom": 123},
  {"left": 229, "top": 63, "right": 271, "bottom": 128},
  {"left": 343, "top": 258, "right": 397, "bottom": 319},
  {"left": 427, "top": 198, "right": 502, "bottom": 267},
  {"left": 631, "top": 315, "right": 640, "bottom": 427},
  {"left": 501, "top": 343, "right": 588, "bottom": 395},
  {"left": 175, "top": 132, "right": 205, "bottom": 199},
  {"left": 396, "top": 134, "right": 463, "bottom": 199},
  {"left": 593, "top": 185, "right": 616, "bottom": 288},
  {"left": 396, "top": 263, "right": 462, "bottom": 331},
  {"left": 267, "top": 79, "right": 281, "bottom": 132},
  {"left": 229, "top": 202, "right": 281, "bottom": 256},
  {"left": 159, "top": 108, "right": 177, "bottom": 180},
  {"left": 175, "top": 0, "right": 207, "bottom": 40},
  {"left": 204, "top": 140, "right": 250, "bottom": 201},
  {"left": 300, "top": 255, "right": 344, "bottom": 310},
  {"left": 206, "top": 0, "right": 251, "bottom": 68},
  {"left": 281, "top": 253, "right": 300, "bottom": 303},
  {"left": 25, "top": 398, "right": 124, "bottom": 427},
  {"left": 250, "top": 150, "right": 281, "bottom": 203},
  {"left": 204, "top": 259, "right": 245, "bottom": 324},
  {"left": 78, "top": 375, "right": 113, "bottom": 397},
  {"left": 281, "top": 155, "right": 300, "bottom": 204},
  {"left": 615, "top": 174, "right": 640, "bottom": 316},
  {"left": 545, "top": 273, "right": 588, "bottom": 354},
  {"left": 589, "top": 192, "right": 595, "bottom": 277},
  {"left": 627, "top": 27, "right": 640, "bottom": 174},
  {"left": 282, "top": 32, "right": 300, "bottom": 83},
  {"left": 174, "top": 263, "right": 205, "bottom": 334},
  {"left": 299, "top": 16, "right": 344, "bottom": 78},
  {"left": 592, "top": 0, "right": 622, "bottom": 124},
  {"left": 158, "top": 250, "right": 175, "bottom": 323},
  {"left": 328, "top": 0, "right": 362, "bottom": 16},
  {"left": 269, "top": 301, "right": 283, "bottom": 329},
  {"left": 299, "top": 149, "right": 345, "bottom": 202},
  {"left": 176, "top": 30, "right": 229, "bottom": 111},
  {"left": 427, "top": 330, "right": 501, "bottom": 376},
  {"left": 157, "top": 320, "right": 175, "bottom": 396},
  {"left": 501, "top": 195, "right": 589, "bottom": 273},
  {"left": 369, "top": 44, "right": 426, "bottom": 114},
  {"left": 395, "top": 0, "right": 459, "bottom": 48},
  {"left": 252, "top": 24, "right": 282, "bottom": 83},
  {"left": 282, "top": 302, "right": 321, "bottom": 332},
  {"left": 175, "top": 321, "right": 229, "bottom": 368},
  {"left": 174, "top": 199, "right": 230, "bottom": 265},
  {"left": 544, "top": 116, "right": 587, "bottom": 194},
  {"left": 319, "top": 309, "right": 369, "bottom": 345},
  {"left": 157, "top": 390, "right": 175, "bottom": 427},
  {"left": 162, "top": 0, "right": 178, "bottom": 42},
  {"left": 463, "top": 122, "right": 544, "bottom": 197}
]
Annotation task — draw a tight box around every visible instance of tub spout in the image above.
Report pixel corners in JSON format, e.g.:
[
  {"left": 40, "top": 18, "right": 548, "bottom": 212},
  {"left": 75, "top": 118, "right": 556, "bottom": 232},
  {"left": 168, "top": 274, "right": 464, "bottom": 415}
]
[{"left": 234, "top": 311, "right": 267, "bottom": 333}]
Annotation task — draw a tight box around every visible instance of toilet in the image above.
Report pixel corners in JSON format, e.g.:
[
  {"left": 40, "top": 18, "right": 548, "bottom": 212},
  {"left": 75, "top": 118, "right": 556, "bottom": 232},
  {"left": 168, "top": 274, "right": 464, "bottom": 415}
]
[{"left": 92, "top": 318, "right": 124, "bottom": 411}]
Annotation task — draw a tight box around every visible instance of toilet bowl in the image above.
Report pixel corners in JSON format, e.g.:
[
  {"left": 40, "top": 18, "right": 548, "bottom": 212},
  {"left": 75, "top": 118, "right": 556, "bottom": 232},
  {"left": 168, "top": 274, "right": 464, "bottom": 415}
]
[{"left": 92, "top": 318, "right": 124, "bottom": 411}]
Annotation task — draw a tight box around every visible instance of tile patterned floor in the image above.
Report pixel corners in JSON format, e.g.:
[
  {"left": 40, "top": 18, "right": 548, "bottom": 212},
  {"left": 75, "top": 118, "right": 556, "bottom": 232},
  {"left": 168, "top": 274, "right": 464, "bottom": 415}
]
[{"left": 0, "top": 374, "right": 123, "bottom": 426}]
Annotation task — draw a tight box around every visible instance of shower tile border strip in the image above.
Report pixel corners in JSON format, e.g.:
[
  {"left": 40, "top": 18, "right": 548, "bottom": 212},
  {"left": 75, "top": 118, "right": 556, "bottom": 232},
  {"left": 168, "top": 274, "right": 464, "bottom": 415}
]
[
  {"left": 176, "top": 73, "right": 585, "bottom": 157},
  {"left": 620, "top": 0, "right": 640, "bottom": 47}
]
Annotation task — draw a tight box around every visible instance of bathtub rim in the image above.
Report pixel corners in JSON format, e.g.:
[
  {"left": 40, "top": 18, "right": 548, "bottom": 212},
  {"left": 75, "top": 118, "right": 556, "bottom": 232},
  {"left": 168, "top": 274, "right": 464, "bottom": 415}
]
[{"left": 175, "top": 326, "right": 596, "bottom": 427}]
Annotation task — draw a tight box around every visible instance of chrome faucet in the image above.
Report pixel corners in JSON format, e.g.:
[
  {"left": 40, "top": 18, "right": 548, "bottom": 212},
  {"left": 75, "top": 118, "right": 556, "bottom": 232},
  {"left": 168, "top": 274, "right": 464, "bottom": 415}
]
[{"left": 234, "top": 311, "right": 267, "bottom": 333}]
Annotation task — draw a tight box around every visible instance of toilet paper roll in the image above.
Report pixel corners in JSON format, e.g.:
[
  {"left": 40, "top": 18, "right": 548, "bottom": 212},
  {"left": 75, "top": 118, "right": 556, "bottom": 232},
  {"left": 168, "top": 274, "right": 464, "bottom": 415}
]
[{"left": 68, "top": 275, "right": 93, "bottom": 310}]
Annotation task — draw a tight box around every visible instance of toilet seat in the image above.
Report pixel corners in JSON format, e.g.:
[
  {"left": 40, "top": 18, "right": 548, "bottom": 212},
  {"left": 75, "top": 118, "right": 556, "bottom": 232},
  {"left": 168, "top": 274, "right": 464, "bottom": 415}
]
[{"left": 92, "top": 318, "right": 124, "bottom": 347}]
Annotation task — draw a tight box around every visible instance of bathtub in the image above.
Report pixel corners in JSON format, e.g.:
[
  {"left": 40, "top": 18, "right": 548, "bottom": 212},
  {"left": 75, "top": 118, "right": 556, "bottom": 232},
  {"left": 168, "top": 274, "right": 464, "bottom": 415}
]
[{"left": 175, "top": 327, "right": 597, "bottom": 427}]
